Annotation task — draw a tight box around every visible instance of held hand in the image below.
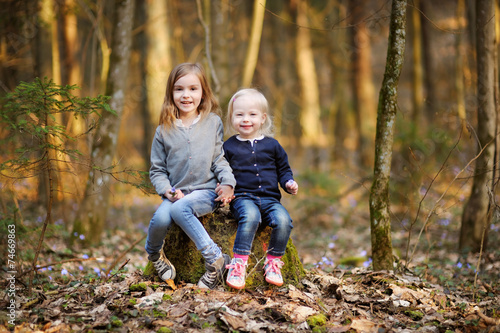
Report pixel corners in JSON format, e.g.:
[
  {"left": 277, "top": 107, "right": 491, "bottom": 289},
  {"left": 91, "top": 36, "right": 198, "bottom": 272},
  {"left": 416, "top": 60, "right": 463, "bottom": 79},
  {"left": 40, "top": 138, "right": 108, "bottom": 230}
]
[
  {"left": 165, "top": 187, "right": 184, "bottom": 202},
  {"left": 215, "top": 184, "right": 234, "bottom": 207},
  {"left": 286, "top": 180, "right": 299, "bottom": 195}
]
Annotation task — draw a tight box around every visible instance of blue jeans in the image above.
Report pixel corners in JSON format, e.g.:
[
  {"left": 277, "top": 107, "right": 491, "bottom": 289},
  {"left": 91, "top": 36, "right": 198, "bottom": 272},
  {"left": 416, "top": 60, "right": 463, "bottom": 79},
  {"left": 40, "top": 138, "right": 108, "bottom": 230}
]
[
  {"left": 145, "top": 190, "right": 221, "bottom": 264},
  {"left": 230, "top": 194, "right": 293, "bottom": 257}
]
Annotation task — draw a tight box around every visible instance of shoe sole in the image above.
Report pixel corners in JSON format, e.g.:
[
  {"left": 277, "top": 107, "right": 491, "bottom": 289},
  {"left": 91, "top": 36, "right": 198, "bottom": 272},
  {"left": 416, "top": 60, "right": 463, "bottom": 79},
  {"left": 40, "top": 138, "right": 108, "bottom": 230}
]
[
  {"left": 265, "top": 276, "right": 283, "bottom": 286},
  {"left": 227, "top": 280, "right": 245, "bottom": 289}
]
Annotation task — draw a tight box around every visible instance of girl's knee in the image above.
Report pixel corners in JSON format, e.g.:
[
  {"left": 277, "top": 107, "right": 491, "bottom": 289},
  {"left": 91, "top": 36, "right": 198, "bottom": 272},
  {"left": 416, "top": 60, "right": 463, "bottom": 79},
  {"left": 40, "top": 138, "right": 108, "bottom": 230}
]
[
  {"left": 170, "top": 201, "right": 191, "bottom": 220},
  {"left": 238, "top": 209, "right": 261, "bottom": 223},
  {"left": 269, "top": 216, "right": 293, "bottom": 230},
  {"left": 148, "top": 216, "right": 171, "bottom": 232}
]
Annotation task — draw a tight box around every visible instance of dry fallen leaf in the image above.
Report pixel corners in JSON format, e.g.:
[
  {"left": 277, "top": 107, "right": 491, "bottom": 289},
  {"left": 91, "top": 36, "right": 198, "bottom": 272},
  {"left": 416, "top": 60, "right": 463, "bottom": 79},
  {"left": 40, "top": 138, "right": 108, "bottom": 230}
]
[
  {"left": 350, "top": 318, "right": 379, "bottom": 333},
  {"left": 154, "top": 319, "right": 174, "bottom": 327},
  {"left": 220, "top": 313, "right": 246, "bottom": 330},
  {"left": 166, "top": 278, "right": 177, "bottom": 290}
]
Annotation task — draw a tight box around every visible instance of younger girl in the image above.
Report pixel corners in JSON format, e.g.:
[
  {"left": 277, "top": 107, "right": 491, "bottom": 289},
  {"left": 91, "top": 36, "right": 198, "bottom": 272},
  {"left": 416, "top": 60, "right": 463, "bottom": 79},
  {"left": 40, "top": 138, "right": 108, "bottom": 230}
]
[
  {"left": 219, "top": 88, "right": 298, "bottom": 289},
  {"left": 146, "top": 63, "right": 235, "bottom": 289}
]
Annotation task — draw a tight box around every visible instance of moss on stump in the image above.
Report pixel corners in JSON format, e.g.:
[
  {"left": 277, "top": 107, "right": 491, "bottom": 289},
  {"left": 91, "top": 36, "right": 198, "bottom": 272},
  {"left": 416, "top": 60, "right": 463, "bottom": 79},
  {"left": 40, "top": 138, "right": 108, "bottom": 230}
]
[{"left": 144, "top": 208, "right": 305, "bottom": 289}]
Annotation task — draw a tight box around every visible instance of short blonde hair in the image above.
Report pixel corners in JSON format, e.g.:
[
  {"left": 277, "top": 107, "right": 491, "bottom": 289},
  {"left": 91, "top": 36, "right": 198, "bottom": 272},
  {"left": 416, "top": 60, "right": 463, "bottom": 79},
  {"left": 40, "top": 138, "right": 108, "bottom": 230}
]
[{"left": 226, "top": 88, "right": 273, "bottom": 136}]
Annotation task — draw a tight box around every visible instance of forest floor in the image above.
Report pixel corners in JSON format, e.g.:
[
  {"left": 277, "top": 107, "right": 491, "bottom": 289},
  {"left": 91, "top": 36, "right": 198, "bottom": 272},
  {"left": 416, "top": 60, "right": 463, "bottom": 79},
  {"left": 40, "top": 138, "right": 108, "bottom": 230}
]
[{"left": 1, "top": 189, "right": 500, "bottom": 332}]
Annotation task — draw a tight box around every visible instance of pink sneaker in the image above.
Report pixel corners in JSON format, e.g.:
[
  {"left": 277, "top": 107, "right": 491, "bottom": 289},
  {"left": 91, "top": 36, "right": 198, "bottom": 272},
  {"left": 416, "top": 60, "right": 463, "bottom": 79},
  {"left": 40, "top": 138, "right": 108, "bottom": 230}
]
[
  {"left": 226, "top": 258, "right": 247, "bottom": 289},
  {"left": 263, "top": 258, "right": 284, "bottom": 286}
]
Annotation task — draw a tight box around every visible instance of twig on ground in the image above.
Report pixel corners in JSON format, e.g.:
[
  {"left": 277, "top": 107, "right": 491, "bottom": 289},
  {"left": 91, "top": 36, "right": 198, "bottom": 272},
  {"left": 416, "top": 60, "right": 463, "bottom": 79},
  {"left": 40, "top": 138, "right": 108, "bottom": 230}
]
[
  {"left": 102, "top": 234, "right": 146, "bottom": 282},
  {"left": 18, "top": 257, "right": 103, "bottom": 277},
  {"left": 475, "top": 307, "right": 500, "bottom": 326}
]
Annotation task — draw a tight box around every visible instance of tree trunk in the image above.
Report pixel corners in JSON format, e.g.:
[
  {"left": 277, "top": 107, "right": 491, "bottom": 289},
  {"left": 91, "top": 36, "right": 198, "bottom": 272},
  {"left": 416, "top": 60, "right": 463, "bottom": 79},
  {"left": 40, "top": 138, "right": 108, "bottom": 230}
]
[
  {"left": 74, "top": 0, "right": 135, "bottom": 244},
  {"left": 420, "top": 0, "right": 437, "bottom": 122},
  {"left": 211, "top": 0, "right": 231, "bottom": 109},
  {"left": 459, "top": 0, "right": 496, "bottom": 253},
  {"left": 136, "top": 0, "right": 152, "bottom": 169},
  {"left": 455, "top": 0, "right": 467, "bottom": 125},
  {"left": 369, "top": 0, "right": 407, "bottom": 271},
  {"left": 145, "top": 0, "right": 172, "bottom": 130},
  {"left": 295, "top": 0, "right": 325, "bottom": 169},
  {"left": 410, "top": 0, "right": 424, "bottom": 129},
  {"left": 348, "top": 0, "right": 376, "bottom": 169},
  {"left": 241, "top": 0, "right": 266, "bottom": 87},
  {"left": 143, "top": 209, "right": 305, "bottom": 289},
  {"left": 328, "top": 2, "right": 350, "bottom": 166}
]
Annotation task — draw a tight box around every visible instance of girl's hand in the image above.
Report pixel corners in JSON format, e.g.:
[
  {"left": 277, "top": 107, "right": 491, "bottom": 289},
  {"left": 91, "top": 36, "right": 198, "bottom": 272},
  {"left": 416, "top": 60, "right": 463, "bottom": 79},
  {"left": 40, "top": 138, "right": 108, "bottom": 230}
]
[
  {"left": 286, "top": 180, "right": 298, "bottom": 195},
  {"left": 215, "top": 184, "right": 234, "bottom": 207},
  {"left": 165, "top": 187, "right": 184, "bottom": 202}
]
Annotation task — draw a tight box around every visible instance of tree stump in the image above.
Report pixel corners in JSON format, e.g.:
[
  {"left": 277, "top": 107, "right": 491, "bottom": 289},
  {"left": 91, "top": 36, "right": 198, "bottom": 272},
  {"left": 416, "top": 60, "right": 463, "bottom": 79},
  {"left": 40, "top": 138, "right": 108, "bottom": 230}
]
[{"left": 144, "top": 208, "right": 306, "bottom": 289}]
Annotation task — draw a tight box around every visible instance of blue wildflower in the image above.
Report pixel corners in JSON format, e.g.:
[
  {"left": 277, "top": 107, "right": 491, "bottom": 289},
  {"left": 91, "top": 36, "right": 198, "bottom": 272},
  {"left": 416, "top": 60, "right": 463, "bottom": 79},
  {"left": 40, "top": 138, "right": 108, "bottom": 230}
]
[{"left": 170, "top": 187, "right": 177, "bottom": 196}]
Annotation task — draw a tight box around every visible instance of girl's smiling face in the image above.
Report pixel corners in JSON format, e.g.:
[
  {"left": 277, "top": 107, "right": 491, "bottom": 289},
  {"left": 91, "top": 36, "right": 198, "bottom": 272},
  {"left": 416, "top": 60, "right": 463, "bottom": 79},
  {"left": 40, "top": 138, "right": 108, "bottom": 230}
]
[
  {"left": 231, "top": 95, "right": 267, "bottom": 140},
  {"left": 173, "top": 73, "right": 203, "bottom": 118}
]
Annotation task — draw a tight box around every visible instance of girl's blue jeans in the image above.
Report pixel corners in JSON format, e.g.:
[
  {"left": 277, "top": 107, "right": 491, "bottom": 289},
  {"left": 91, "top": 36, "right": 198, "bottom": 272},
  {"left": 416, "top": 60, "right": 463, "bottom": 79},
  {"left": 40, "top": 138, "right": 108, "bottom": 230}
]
[
  {"left": 145, "top": 190, "right": 221, "bottom": 264},
  {"left": 230, "top": 194, "right": 293, "bottom": 257}
]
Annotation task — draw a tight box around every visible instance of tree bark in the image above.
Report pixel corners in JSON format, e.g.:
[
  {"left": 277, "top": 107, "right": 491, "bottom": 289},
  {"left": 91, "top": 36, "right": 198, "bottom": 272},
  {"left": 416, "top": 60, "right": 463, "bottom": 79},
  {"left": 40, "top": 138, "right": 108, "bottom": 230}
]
[
  {"left": 143, "top": 209, "right": 305, "bottom": 289},
  {"left": 74, "top": 0, "right": 135, "bottom": 244},
  {"left": 369, "top": 0, "right": 407, "bottom": 271},
  {"left": 459, "top": 0, "right": 496, "bottom": 253}
]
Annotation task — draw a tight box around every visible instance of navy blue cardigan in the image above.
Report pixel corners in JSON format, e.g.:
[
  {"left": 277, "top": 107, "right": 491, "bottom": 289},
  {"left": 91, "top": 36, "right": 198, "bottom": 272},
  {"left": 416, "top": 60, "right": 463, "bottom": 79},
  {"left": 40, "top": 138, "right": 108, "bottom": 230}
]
[{"left": 223, "top": 135, "right": 294, "bottom": 200}]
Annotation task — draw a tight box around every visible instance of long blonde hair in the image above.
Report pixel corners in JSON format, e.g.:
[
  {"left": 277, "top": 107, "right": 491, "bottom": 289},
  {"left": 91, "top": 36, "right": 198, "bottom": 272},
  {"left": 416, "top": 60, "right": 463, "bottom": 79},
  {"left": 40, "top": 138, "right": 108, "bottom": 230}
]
[
  {"left": 226, "top": 88, "right": 274, "bottom": 136},
  {"left": 159, "top": 63, "right": 220, "bottom": 128}
]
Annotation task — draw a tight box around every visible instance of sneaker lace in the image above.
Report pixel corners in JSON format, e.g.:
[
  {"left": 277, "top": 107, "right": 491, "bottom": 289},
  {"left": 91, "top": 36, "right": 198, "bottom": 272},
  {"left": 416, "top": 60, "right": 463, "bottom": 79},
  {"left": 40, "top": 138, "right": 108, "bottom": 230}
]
[
  {"left": 265, "top": 259, "right": 284, "bottom": 276},
  {"left": 201, "top": 267, "right": 218, "bottom": 286},
  {"left": 227, "top": 260, "right": 246, "bottom": 278},
  {"left": 153, "top": 259, "right": 169, "bottom": 275}
]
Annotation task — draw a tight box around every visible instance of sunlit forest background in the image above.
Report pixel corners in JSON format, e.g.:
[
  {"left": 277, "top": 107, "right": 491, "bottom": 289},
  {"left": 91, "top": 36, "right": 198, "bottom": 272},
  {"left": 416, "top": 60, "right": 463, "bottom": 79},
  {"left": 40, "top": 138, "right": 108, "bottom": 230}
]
[{"left": 1, "top": 0, "right": 499, "bottom": 284}]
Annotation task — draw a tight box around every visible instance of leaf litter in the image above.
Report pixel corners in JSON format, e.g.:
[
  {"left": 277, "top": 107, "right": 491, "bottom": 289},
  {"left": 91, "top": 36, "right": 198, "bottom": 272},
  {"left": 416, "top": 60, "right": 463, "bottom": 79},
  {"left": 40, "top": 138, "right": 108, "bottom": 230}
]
[
  {"left": 1, "top": 258, "right": 499, "bottom": 332},
  {"left": 1, "top": 202, "right": 499, "bottom": 332}
]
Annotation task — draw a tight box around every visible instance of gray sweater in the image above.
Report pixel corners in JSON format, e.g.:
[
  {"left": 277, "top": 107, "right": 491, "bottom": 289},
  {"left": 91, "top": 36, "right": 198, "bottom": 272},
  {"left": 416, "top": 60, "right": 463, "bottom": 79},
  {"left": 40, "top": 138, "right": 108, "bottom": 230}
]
[{"left": 149, "top": 113, "right": 236, "bottom": 197}]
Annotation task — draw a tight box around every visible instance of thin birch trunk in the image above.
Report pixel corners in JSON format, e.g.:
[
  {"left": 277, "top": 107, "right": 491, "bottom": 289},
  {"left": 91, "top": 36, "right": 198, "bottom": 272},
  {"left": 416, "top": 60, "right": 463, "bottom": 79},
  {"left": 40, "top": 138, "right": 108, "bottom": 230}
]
[{"left": 369, "top": 0, "right": 407, "bottom": 271}]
